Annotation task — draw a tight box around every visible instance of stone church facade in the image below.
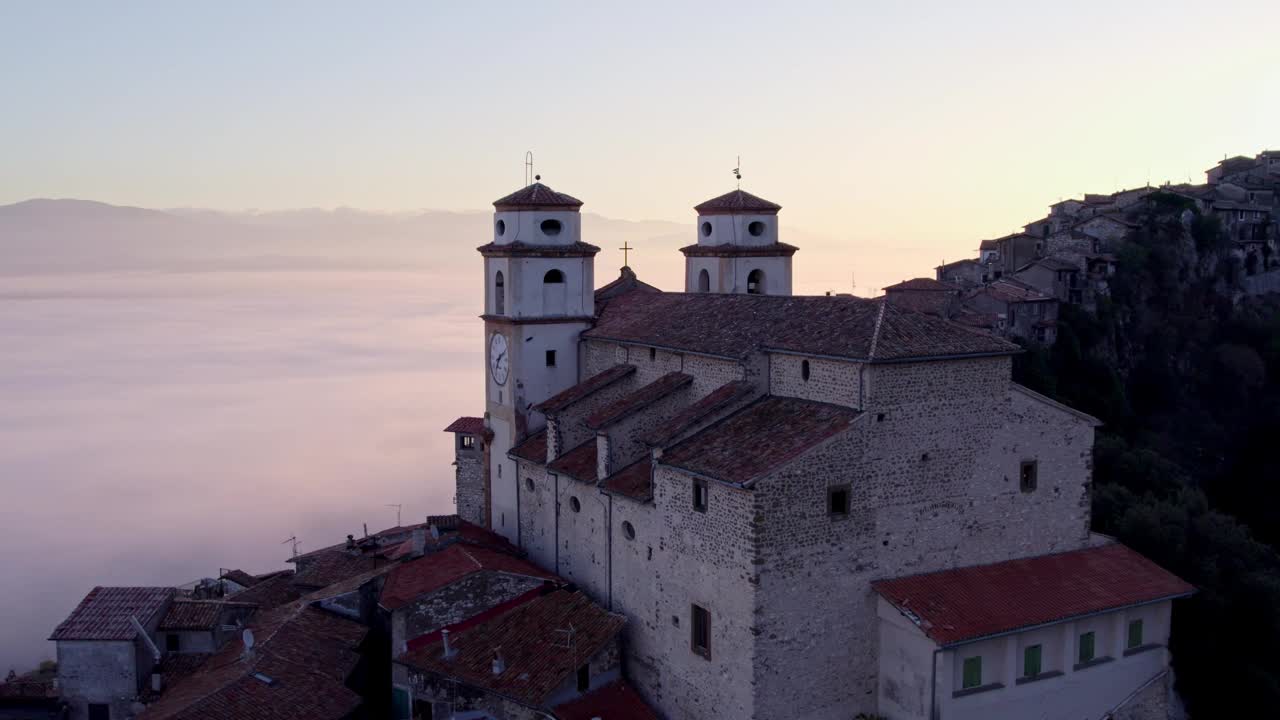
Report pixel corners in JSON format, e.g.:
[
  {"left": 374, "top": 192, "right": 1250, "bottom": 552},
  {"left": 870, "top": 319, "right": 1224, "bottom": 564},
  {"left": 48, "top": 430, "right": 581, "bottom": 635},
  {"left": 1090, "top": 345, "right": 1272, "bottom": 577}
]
[{"left": 445, "top": 181, "right": 1193, "bottom": 720}]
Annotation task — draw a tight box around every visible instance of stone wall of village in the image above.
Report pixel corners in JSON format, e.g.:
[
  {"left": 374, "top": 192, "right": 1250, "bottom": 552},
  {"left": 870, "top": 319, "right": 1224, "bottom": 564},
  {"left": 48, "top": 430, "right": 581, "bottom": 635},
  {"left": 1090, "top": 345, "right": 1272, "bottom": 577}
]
[
  {"left": 582, "top": 339, "right": 751, "bottom": 397},
  {"left": 768, "top": 353, "right": 864, "bottom": 408},
  {"left": 56, "top": 639, "right": 145, "bottom": 720},
  {"left": 454, "top": 440, "right": 485, "bottom": 526}
]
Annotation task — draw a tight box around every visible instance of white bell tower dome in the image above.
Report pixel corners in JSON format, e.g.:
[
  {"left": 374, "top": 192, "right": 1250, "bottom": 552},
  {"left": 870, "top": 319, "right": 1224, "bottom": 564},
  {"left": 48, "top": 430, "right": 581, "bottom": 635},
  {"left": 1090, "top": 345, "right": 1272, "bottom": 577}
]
[
  {"left": 681, "top": 189, "right": 796, "bottom": 295},
  {"left": 476, "top": 181, "right": 598, "bottom": 543}
]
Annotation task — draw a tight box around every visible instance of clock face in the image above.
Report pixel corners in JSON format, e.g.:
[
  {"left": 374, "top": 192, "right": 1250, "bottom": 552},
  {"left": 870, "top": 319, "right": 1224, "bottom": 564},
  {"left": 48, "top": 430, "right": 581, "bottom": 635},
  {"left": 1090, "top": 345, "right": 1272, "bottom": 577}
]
[{"left": 489, "top": 333, "right": 509, "bottom": 386}]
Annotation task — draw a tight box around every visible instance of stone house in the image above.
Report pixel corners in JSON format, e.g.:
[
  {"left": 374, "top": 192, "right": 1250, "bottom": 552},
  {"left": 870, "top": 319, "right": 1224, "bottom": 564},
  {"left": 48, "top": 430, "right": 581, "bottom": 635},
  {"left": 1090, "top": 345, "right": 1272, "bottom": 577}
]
[
  {"left": 50, "top": 587, "right": 174, "bottom": 720},
  {"left": 963, "top": 278, "right": 1059, "bottom": 344},
  {"left": 935, "top": 258, "right": 991, "bottom": 288},
  {"left": 883, "top": 277, "right": 962, "bottom": 318},
  {"left": 990, "top": 232, "right": 1042, "bottom": 275},
  {"left": 154, "top": 600, "right": 256, "bottom": 655},
  {"left": 444, "top": 416, "right": 487, "bottom": 527},
  {"left": 1013, "top": 257, "right": 1083, "bottom": 305},
  {"left": 441, "top": 179, "right": 1190, "bottom": 719}
]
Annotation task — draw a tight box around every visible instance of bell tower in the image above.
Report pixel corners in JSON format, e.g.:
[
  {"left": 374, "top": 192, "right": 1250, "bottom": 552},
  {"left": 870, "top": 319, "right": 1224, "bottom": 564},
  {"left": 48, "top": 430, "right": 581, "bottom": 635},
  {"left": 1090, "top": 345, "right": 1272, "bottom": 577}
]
[
  {"left": 682, "top": 189, "right": 796, "bottom": 295},
  {"left": 479, "top": 181, "right": 598, "bottom": 543}
]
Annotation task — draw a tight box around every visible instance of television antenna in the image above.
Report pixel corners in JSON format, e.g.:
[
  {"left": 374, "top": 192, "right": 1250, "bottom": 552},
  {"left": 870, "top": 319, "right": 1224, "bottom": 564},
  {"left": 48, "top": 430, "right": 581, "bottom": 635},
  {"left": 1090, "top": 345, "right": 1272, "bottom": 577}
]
[
  {"left": 281, "top": 536, "right": 300, "bottom": 560},
  {"left": 386, "top": 504, "right": 403, "bottom": 527}
]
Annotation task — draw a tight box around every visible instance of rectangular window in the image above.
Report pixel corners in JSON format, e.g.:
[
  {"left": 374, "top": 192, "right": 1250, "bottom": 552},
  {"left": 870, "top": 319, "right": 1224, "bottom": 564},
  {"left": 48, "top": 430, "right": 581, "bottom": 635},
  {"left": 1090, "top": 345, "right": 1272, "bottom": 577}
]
[
  {"left": 391, "top": 686, "right": 412, "bottom": 720},
  {"left": 1079, "top": 631, "right": 1096, "bottom": 664},
  {"left": 962, "top": 656, "right": 982, "bottom": 689},
  {"left": 546, "top": 350, "right": 556, "bottom": 367},
  {"left": 88, "top": 705, "right": 110, "bottom": 720},
  {"left": 828, "top": 485, "right": 850, "bottom": 517},
  {"left": 1023, "top": 644, "right": 1042, "bottom": 677},
  {"left": 1020, "top": 460, "right": 1038, "bottom": 493},
  {"left": 576, "top": 664, "right": 590, "bottom": 692},
  {"left": 166, "top": 633, "right": 180, "bottom": 652},
  {"left": 691, "top": 604, "right": 711, "bottom": 659},
  {"left": 1128, "top": 619, "right": 1144, "bottom": 649},
  {"left": 460, "top": 435, "right": 475, "bottom": 450},
  {"left": 692, "top": 479, "right": 708, "bottom": 513}
]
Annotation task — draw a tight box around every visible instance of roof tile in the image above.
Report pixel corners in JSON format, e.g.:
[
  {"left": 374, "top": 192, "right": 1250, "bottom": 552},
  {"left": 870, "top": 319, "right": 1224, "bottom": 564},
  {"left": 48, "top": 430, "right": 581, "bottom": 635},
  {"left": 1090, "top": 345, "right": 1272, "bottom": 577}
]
[
  {"left": 535, "top": 364, "right": 636, "bottom": 414},
  {"left": 554, "top": 680, "right": 659, "bottom": 720},
  {"left": 50, "top": 587, "right": 174, "bottom": 641},
  {"left": 694, "top": 189, "right": 781, "bottom": 215},
  {"left": 548, "top": 440, "right": 598, "bottom": 483},
  {"left": 492, "top": 182, "right": 583, "bottom": 210},
  {"left": 380, "top": 545, "right": 551, "bottom": 611},
  {"left": 585, "top": 372, "right": 692, "bottom": 429},
  {"left": 444, "top": 417, "right": 484, "bottom": 435}
]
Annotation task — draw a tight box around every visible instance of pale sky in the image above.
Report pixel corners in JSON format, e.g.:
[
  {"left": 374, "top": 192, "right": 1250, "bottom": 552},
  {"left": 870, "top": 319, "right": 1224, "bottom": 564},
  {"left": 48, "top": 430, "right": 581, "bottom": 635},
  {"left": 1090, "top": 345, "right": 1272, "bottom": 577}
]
[{"left": 3, "top": 1, "right": 1278, "bottom": 251}]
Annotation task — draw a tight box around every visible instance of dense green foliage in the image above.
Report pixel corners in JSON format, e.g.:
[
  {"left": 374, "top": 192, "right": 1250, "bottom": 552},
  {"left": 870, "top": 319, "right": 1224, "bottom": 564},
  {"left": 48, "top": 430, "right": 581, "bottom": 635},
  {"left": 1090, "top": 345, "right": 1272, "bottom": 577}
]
[{"left": 1013, "top": 198, "right": 1280, "bottom": 715}]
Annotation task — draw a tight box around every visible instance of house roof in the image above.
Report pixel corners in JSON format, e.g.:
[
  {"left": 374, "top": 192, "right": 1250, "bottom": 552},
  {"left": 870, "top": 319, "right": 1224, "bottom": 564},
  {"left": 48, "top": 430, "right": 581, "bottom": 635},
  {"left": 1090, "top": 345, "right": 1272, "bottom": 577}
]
[
  {"left": 397, "top": 586, "right": 625, "bottom": 708},
  {"left": 595, "top": 266, "right": 661, "bottom": 304},
  {"left": 511, "top": 428, "right": 548, "bottom": 463},
  {"left": 661, "top": 396, "right": 860, "bottom": 486},
  {"left": 159, "top": 600, "right": 254, "bottom": 632},
  {"left": 1019, "top": 257, "right": 1080, "bottom": 273},
  {"left": 535, "top": 364, "right": 636, "bottom": 414},
  {"left": 219, "top": 570, "right": 258, "bottom": 588},
  {"left": 444, "top": 416, "right": 484, "bottom": 435},
  {"left": 137, "top": 601, "right": 367, "bottom": 720},
  {"left": 678, "top": 242, "right": 799, "bottom": 257},
  {"left": 226, "top": 571, "right": 299, "bottom": 611},
  {"left": 978, "top": 239, "right": 999, "bottom": 250},
  {"left": 493, "top": 182, "right": 583, "bottom": 211},
  {"left": 975, "top": 278, "right": 1053, "bottom": 304},
  {"left": 884, "top": 278, "right": 959, "bottom": 292},
  {"left": 872, "top": 543, "right": 1194, "bottom": 647},
  {"left": 548, "top": 440, "right": 598, "bottom": 483},
  {"left": 585, "top": 293, "right": 1018, "bottom": 363},
  {"left": 585, "top": 372, "right": 692, "bottom": 429},
  {"left": 642, "top": 380, "right": 757, "bottom": 447},
  {"left": 694, "top": 189, "right": 781, "bottom": 215},
  {"left": 936, "top": 258, "right": 982, "bottom": 272},
  {"left": 380, "top": 544, "right": 552, "bottom": 611},
  {"left": 553, "top": 680, "right": 660, "bottom": 720},
  {"left": 291, "top": 550, "right": 389, "bottom": 590},
  {"left": 601, "top": 457, "right": 653, "bottom": 502},
  {"left": 50, "top": 587, "right": 174, "bottom": 641}
]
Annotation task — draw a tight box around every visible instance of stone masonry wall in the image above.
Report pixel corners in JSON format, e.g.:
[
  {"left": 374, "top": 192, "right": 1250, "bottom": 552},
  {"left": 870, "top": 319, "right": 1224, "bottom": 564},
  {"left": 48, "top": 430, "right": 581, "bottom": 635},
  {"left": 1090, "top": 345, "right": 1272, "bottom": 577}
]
[
  {"left": 454, "top": 439, "right": 485, "bottom": 526},
  {"left": 768, "top": 353, "right": 864, "bottom": 409},
  {"left": 582, "top": 340, "right": 748, "bottom": 397},
  {"left": 597, "top": 385, "right": 694, "bottom": 478},
  {"left": 750, "top": 357, "right": 1096, "bottom": 720}
]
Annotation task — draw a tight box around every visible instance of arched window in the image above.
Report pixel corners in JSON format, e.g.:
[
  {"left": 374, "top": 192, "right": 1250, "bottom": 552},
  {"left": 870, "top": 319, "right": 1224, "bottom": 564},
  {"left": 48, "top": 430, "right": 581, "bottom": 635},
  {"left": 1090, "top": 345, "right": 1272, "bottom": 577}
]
[
  {"left": 544, "top": 269, "right": 565, "bottom": 284},
  {"left": 747, "top": 269, "right": 765, "bottom": 295},
  {"left": 697, "top": 269, "right": 711, "bottom": 292},
  {"left": 494, "top": 271, "right": 505, "bottom": 315},
  {"left": 542, "top": 268, "right": 566, "bottom": 314},
  {"left": 801, "top": 359, "right": 811, "bottom": 381}
]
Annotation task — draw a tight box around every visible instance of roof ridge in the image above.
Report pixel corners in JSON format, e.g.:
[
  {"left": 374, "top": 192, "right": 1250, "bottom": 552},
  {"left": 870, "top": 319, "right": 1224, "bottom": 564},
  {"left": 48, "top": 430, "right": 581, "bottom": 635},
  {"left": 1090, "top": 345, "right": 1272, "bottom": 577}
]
[{"left": 867, "top": 298, "right": 888, "bottom": 361}]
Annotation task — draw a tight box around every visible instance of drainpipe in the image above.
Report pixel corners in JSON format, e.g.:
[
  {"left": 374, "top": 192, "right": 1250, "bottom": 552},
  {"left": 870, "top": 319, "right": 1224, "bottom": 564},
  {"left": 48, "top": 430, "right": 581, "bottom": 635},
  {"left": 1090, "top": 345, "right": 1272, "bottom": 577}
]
[
  {"left": 930, "top": 647, "right": 942, "bottom": 720},
  {"left": 553, "top": 472, "right": 560, "bottom": 575},
  {"left": 606, "top": 494, "right": 614, "bottom": 610},
  {"left": 515, "top": 466, "right": 522, "bottom": 550}
]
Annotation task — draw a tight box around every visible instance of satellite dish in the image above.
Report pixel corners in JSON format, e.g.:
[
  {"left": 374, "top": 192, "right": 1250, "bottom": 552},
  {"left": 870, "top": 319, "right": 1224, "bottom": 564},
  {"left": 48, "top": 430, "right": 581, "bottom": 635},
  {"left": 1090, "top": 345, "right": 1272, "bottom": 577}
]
[{"left": 242, "top": 629, "right": 255, "bottom": 651}]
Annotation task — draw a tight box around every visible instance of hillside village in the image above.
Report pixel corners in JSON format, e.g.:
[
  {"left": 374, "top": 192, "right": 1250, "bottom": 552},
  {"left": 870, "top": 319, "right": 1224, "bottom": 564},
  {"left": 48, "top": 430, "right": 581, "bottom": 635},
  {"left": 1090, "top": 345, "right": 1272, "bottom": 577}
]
[
  {"left": 11, "top": 154, "right": 1279, "bottom": 720},
  {"left": 887, "top": 150, "right": 1280, "bottom": 346}
]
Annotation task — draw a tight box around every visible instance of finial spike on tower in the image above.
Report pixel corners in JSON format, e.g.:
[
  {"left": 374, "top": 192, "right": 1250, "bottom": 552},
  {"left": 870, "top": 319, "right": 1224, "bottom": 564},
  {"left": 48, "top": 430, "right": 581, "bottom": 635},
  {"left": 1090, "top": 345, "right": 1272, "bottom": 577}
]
[
  {"left": 524, "top": 151, "right": 534, "bottom": 187},
  {"left": 733, "top": 156, "right": 742, "bottom": 189}
]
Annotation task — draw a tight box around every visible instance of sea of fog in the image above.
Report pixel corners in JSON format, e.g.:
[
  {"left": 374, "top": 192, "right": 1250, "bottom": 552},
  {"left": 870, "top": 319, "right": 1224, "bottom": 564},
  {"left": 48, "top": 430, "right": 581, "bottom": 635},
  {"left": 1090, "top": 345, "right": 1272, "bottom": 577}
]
[{"left": 0, "top": 270, "right": 481, "bottom": 672}]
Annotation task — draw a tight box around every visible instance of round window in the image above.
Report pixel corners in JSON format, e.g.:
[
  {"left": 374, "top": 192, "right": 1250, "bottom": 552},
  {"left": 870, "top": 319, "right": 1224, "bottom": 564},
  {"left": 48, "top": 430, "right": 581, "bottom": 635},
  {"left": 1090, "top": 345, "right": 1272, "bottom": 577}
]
[
  {"left": 525, "top": 477, "right": 535, "bottom": 492},
  {"left": 496, "top": 219, "right": 506, "bottom": 236},
  {"left": 700, "top": 221, "right": 712, "bottom": 237},
  {"left": 748, "top": 220, "right": 766, "bottom": 236},
  {"left": 540, "top": 219, "right": 563, "bottom": 236},
  {"left": 622, "top": 521, "right": 636, "bottom": 540},
  {"left": 570, "top": 496, "right": 581, "bottom": 513}
]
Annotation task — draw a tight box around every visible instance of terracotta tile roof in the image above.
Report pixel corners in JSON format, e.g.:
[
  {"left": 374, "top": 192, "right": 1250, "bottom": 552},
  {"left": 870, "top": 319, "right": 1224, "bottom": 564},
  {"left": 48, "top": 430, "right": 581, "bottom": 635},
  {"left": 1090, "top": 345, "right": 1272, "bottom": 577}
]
[
  {"left": 226, "top": 572, "right": 299, "bottom": 611},
  {"left": 661, "top": 396, "right": 860, "bottom": 486},
  {"left": 585, "top": 372, "right": 692, "bottom": 429},
  {"left": 50, "top": 587, "right": 174, "bottom": 641},
  {"left": 642, "top": 380, "right": 757, "bottom": 448},
  {"left": 873, "top": 543, "right": 1195, "bottom": 647},
  {"left": 694, "top": 189, "right": 781, "bottom": 215},
  {"left": 884, "top": 278, "right": 959, "bottom": 292},
  {"left": 138, "top": 600, "right": 366, "bottom": 720},
  {"left": 444, "top": 416, "right": 484, "bottom": 434},
  {"left": 601, "top": 457, "right": 653, "bottom": 502},
  {"left": 380, "top": 544, "right": 552, "bottom": 611},
  {"left": 936, "top": 258, "right": 982, "bottom": 271},
  {"left": 953, "top": 311, "right": 998, "bottom": 329},
  {"left": 291, "top": 550, "right": 389, "bottom": 590},
  {"left": 493, "top": 182, "right": 583, "bottom": 210},
  {"left": 678, "top": 242, "right": 799, "bottom": 257},
  {"left": 884, "top": 290, "right": 956, "bottom": 318},
  {"left": 978, "top": 239, "right": 999, "bottom": 250},
  {"left": 548, "top": 440, "right": 598, "bottom": 483},
  {"left": 160, "top": 600, "right": 254, "bottom": 631},
  {"left": 553, "top": 680, "right": 659, "bottom": 720},
  {"left": 137, "top": 653, "right": 213, "bottom": 704},
  {"left": 586, "top": 293, "right": 1018, "bottom": 362},
  {"left": 219, "top": 570, "right": 258, "bottom": 588},
  {"left": 398, "top": 586, "right": 625, "bottom": 708},
  {"left": 595, "top": 266, "right": 661, "bottom": 303},
  {"left": 511, "top": 428, "right": 548, "bottom": 463},
  {"left": 535, "top": 364, "right": 636, "bottom": 414},
  {"left": 974, "top": 278, "right": 1054, "bottom": 304},
  {"left": 1022, "top": 257, "right": 1081, "bottom": 272},
  {"left": 476, "top": 240, "right": 601, "bottom": 258}
]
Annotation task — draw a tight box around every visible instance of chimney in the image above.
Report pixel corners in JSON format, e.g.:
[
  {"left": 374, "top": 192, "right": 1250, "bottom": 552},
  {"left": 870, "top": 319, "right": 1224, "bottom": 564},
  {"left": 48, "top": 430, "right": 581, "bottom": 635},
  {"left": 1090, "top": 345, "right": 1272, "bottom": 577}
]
[
  {"left": 411, "top": 527, "right": 427, "bottom": 558},
  {"left": 345, "top": 534, "right": 356, "bottom": 550},
  {"left": 151, "top": 672, "right": 163, "bottom": 693},
  {"left": 441, "top": 629, "right": 456, "bottom": 659},
  {"left": 491, "top": 649, "right": 505, "bottom": 675}
]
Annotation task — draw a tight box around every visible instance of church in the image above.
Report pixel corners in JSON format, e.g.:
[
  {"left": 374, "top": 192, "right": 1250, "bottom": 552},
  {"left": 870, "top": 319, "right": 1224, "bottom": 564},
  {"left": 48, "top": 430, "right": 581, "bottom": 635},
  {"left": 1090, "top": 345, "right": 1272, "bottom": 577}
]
[{"left": 443, "top": 180, "right": 1194, "bottom": 720}]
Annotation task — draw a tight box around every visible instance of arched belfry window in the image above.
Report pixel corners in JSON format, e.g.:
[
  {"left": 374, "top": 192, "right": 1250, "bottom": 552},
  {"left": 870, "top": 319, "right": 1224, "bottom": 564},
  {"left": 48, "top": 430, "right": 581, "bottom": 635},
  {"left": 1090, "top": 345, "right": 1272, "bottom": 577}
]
[
  {"left": 697, "top": 269, "right": 711, "bottom": 293},
  {"left": 747, "top": 269, "right": 765, "bottom": 295},
  {"left": 494, "top": 271, "right": 505, "bottom": 315},
  {"left": 542, "top": 268, "right": 566, "bottom": 315}
]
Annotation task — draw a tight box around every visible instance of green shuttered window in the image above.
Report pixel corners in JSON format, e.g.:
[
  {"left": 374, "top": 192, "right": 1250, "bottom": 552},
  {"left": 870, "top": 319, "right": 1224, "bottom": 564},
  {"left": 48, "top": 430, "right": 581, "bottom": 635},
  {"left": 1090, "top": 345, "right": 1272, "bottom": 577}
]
[
  {"left": 1128, "top": 619, "right": 1144, "bottom": 649},
  {"left": 1024, "top": 644, "right": 1042, "bottom": 677},
  {"left": 1079, "top": 631, "right": 1096, "bottom": 664},
  {"left": 962, "top": 656, "right": 982, "bottom": 689}
]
